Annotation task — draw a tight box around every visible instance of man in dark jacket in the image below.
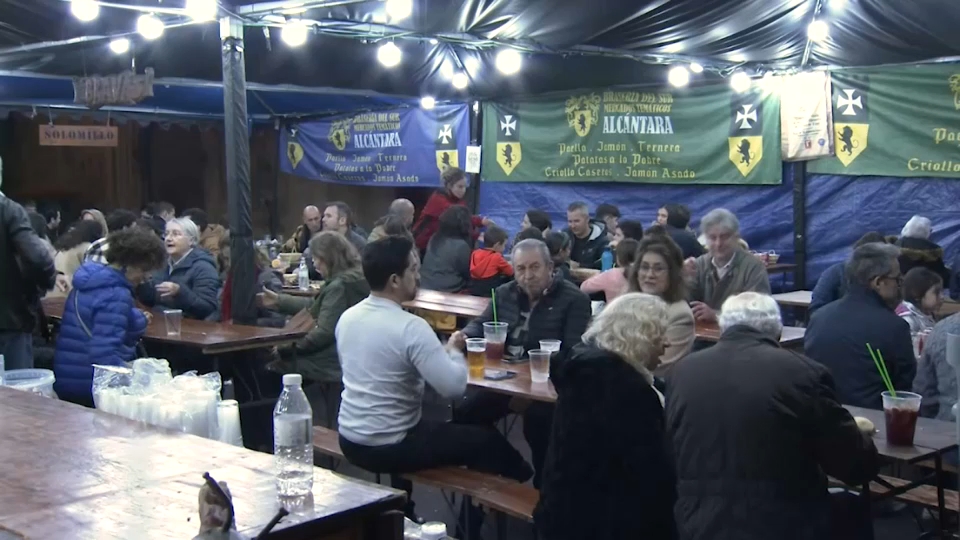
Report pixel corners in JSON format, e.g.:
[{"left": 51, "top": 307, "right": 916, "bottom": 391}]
[
  {"left": 810, "top": 231, "right": 887, "bottom": 314},
  {"left": 0, "top": 186, "right": 56, "bottom": 370},
  {"left": 663, "top": 203, "right": 705, "bottom": 260},
  {"left": 455, "top": 238, "right": 592, "bottom": 486},
  {"left": 563, "top": 201, "right": 607, "bottom": 270},
  {"left": 667, "top": 292, "right": 879, "bottom": 540},
  {"left": 805, "top": 243, "right": 916, "bottom": 409}
]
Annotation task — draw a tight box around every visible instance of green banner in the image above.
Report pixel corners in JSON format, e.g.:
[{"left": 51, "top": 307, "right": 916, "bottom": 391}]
[
  {"left": 482, "top": 86, "right": 781, "bottom": 184},
  {"left": 808, "top": 66, "right": 960, "bottom": 177}
]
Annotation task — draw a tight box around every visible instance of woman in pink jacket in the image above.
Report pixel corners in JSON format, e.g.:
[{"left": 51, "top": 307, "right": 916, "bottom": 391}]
[{"left": 580, "top": 239, "right": 640, "bottom": 302}]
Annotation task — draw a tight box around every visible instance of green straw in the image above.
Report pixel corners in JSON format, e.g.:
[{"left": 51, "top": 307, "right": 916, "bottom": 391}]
[
  {"left": 866, "top": 343, "right": 896, "bottom": 397},
  {"left": 490, "top": 289, "right": 498, "bottom": 323}
]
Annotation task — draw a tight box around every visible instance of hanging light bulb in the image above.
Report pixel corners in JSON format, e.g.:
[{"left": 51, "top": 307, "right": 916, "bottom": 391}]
[
  {"left": 668, "top": 66, "right": 690, "bottom": 87},
  {"left": 377, "top": 42, "right": 402, "bottom": 68},
  {"left": 137, "top": 14, "right": 165, "bottom": 40},
  {"left": 439, "top": 62, "right": 454, "bottom": 80},
  {"left": 71, "top": 0, "right": 100, "bottom": 22},
  {"left": 730, "top": 71, "right": 752, "bottom": 93},
  {"left": 495, "top": 49, "right": 522, "bottom": 75},
  {"left": 281, "top": 20, "right": 309, "bottom": 47},
  {"left": 385, "top": 0, "right": 413, "bottom": 21},
  {"left": 689, "top": 62, "right": 704, "bottom": 74},
  {"left": 185, "top": 0, "right": 218, "bottom": 22},
  {"left": 807, "top": 20, "right": 829, "bottom": 42},
  {"left": 420, "top": 96, "right": 436, "bottom": 110},
  {"left": 109, "top": 38, "right": 130, "bottom": 54},
  {"left": 464, "top": 56, "right": 480, "bottom": 74},
  {"left": 452, "top": 72, "right": 469, "bottom": 90}
]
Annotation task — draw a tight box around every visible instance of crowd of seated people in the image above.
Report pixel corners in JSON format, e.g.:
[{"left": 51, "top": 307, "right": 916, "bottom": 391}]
[{"left": 16, "top": 168, "right": 960, "bottom": 540}]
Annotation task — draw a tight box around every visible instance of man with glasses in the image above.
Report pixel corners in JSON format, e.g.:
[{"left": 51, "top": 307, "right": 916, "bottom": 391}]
[
  {"left": 804, "top": 243, "right": 916, "bottom": 409},
  {"left": 683, "top": 208, "right": 770, "bottom": 322}
]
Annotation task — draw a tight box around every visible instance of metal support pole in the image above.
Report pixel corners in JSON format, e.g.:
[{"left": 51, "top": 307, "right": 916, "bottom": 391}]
[
  {"left": 792, "top": 161, "right": 807, "bottom": 289},
  {"left": 220, "top": 17, "right": 256, "bottom": 325}
]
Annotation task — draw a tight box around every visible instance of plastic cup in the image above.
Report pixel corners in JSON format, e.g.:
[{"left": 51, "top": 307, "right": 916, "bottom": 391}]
[
  {"left": 882, "top": 391, "right": 921, "bottom": 446},
  {"left": 529, "top": 349, "right": 551, "bottom": 383},
  {"left": 482, "top": 322, "right": 508, "bottom": 361},
  {"left": 539, "top": 340, "right": 561, "bottom": 355},
  {"left": 465, "top": 338, "right": 487, "bottom": 379},
  {"left": 163, "top": 309, "right": 183, "bottom": 337},
  {"left": 217, "top": 399, "right": 244, "bottom": 447}
]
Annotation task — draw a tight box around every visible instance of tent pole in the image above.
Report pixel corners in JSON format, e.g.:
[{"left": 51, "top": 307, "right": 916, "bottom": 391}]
[
  {"left": 220, "top": 17, "right": 256, "bottom": 325},
  {"left": 792, "top": 161, "right": 807, "bottom": 289},
  {"left": 468, "top": 101, "right": 481, "bottom": 216}
]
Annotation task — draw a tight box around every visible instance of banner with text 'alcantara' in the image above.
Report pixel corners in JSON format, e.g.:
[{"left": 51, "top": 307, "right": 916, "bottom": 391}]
[
  {"left": 280, "top": 103, "right": 468, "bottom": 186},
  {"left": 482, "top": 86, "right": 781, "bottom": 184},
  {"left": 807, "top": 65, "right": 960, "bottom": 178}
]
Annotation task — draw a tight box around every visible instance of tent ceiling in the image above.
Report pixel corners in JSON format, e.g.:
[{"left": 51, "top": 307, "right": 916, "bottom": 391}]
[{"left": 1, "top": 0, "right": 958, "bottom": 102}]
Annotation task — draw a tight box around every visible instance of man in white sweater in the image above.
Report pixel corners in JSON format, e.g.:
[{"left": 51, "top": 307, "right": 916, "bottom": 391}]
[{"left": 336, "top": 236, "right": 532, "bottom": 519}]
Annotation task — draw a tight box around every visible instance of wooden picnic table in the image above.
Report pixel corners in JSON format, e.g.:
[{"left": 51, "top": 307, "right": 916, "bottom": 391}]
[
  {"left": 41, "top": 297, "right": 306, "bottom": 355},
  {"left": 772, "top": 290, "right": 812, "bottom": 308},
  {"left": 403, "top": 289, "right": 490, "bottom": 319},
  {"left": 765, "top": 262, "right": 796, "bottom": 274},
  {"left": 695, "top": 320, "right": 805, "bottom": 348},
  {"left": 468, "top": 357, "right": 558, "bottom": 403},
  {"left": 0, "top": 387, "right": 404, "bottom": 539}
]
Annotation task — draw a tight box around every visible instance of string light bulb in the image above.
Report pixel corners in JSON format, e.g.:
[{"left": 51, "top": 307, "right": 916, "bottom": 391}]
[
  {"left": 690, "top": 62, "right": 704, "bottom": 74},
  {"left": 137, "top": 14, "right": 165, "bottom": 40},
  {"left": 281, "top": 20, "right": 309, "bottom": 47},
  {"left": 668, "top": 66, "right": 690, "bottom": 87},
  {"left": 452, "top": 72, "right": 469, "bottom": 90},
  {"left": 495, "top": 49, "right": 522, "bottom": 75},
  {"left": 109, "top": 38, "right": 130, "bottom": 54},
  {"left": 377, "top": 42, "right": 402, "bottom": 68},
  {"left": 730, "top": 71, "right": 752, "bottom": 93},
  {"left": 420, "top": 96, "right": 436, "bottom": 110},
  {"left": 185, "top": 0, "right": 218, "bottom": 22},
  {"left": 70, "top": 0, "right": 100, "bottom": 22},
  {"left": 807, "top": 20, "right": 829, "bottom": 42},
  {"left": 385, "top": 0, "right": 412, "bottom": 21}
]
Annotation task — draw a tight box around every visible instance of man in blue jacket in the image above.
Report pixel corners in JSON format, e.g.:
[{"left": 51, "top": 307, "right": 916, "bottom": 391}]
[{"left": 805, "top": 243, "right": 916, "bottom": 409}]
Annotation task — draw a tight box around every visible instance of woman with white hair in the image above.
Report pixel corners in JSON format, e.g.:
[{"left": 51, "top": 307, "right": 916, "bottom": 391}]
[
  {"left": 136, "top": 217, "right": 220, "bottom": 319},
  {"left": 897, "top": 214, "right": 950, "bottom": 283},
  {"left": 535, "top": 293, "right": 678, "bottom": 540},
  {"left": 666, "top": 292, "right": 878, "bottom": 540}
]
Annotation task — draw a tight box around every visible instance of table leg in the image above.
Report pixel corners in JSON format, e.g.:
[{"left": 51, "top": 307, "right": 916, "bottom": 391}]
[{"left": 936, "top": 453, "right": 948, "bottom": 537}]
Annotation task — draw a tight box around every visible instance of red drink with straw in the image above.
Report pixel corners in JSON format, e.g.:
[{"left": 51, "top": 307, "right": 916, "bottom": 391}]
[
  {"left": 869, "top": 343, "right": 922, "bottom": 446},
  {"left": 482, "top": 290, "right": 508, "bottom": 361}
]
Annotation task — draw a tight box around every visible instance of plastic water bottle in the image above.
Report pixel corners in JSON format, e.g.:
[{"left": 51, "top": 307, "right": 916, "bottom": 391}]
[
  {"left": 297, "top": 257, "right": 309, "bottom": 291},
  {"left": 601, "top": 247, "right": 614, "bottom": 271},
  {"left": 273, "top": 373, "right": 313, "bottom": 496},
  {"left": 0, "top": 354, "right": 5, "bottom": 386}
]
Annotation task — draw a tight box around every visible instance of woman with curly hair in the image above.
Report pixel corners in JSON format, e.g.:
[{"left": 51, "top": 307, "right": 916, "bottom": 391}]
[
  {"left": 54, "top": 227, "right": 167, "bottom": 406},
  {"left": 535, "top": 293, "right": 678, "bottom": 540}
]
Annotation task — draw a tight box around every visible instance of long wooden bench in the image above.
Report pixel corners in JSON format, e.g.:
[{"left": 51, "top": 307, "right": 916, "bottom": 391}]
[
  {"left": 831, "top": 474, "right": 959, "bottom": 513},
  {"left": 312, "top": 426, "right": 539, "bottom": 526}
]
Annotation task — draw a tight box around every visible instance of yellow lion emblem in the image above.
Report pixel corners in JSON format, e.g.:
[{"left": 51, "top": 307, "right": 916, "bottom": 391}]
[
  {"left": 950, "top": 74, "right": 960, "bottom": 110},
  {"left": 327, "top": 120, "right": 351, "bottom": 151},
  {"left": 564, "top": 94, "right": 601, "bottom": 137}
]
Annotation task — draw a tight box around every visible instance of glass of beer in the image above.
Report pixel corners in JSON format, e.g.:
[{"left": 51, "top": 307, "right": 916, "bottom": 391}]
[
  {"left": 882, "top": 391, "right": 922, "bottom": 446},
  {"left": 465, "top": 338, "right": 487, "bottom": 379},
  {"left": 482, "top": 322, "right": 508, "bottom": 361}
]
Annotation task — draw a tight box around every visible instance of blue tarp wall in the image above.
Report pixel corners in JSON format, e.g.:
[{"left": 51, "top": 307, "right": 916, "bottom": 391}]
[{"left": 478, "top": 165, "right": 960, "bottom": 289}]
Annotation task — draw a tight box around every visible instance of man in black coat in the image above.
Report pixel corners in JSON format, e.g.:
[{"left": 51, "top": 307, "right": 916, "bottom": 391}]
[
  {"left": 805, "top": 242, "right": 916, "bottom": 409},
  {"left": 0, "top": 181, "right": 56, "bottom": 370},
  {"left": 455, "top": 238, "right": 591, "bottom": 487},
  {"left": 667, "top": 292, "right": 879, "bottom": 540},
  {"left": 662, "top": 203, "right": 705, "bottom": 260}
]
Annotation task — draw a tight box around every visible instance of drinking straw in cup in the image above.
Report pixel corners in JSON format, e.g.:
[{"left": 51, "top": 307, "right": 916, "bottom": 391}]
[
  {"left": 882, "top": 391, "right": 922, "bottom": 446},
  {"left": 163, "top": 309, "right": 183, "bottom": 337},
  {"left": 529, "top": 349, "right": 551, "bottom": 383},
  {"left": 482, "top": 322, "right": 508, "bottom": 361}
]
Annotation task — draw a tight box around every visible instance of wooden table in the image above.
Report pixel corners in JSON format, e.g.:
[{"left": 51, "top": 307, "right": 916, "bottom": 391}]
[
  {"left": 403, "top": 289, "right": 490, "bottom": 319},
  {"left": 0, "top": 388, "right": 404, "bottom": 539},
  {"left": 695, "top": 321, "right": 805, "bottom": 348},
  {"left": 42, "top": 297, "right": 307, "bottom": 355},
  {"left": 772, "top": 290, "right": 812, "bottom": 308},
  {"left": 468, "top": 357, "right": 557, "bottom": 403},
  {"left": 844, "top": 405, "right": 957, "bottom": 534}
]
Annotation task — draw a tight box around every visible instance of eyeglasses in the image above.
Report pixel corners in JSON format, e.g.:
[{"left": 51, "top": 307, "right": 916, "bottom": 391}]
[
  {"left": 637, "top": 264, "right": 668, "bottom": 276},
  {"left": 880, "top": 274, "right": 903, "bottom": 286}
]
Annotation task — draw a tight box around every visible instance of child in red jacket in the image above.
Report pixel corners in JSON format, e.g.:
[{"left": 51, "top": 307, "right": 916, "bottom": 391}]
[{"left": 468, "top": 225, "right": 513, "bottom": 297}]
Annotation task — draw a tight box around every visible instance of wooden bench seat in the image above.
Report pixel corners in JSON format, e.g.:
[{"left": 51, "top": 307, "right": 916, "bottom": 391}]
[
  {"left": 312, "top": 426, "right": 539, "bottom": 522},
  {"left": 870, "top": 475, "right": 959, "bottom": 512}
]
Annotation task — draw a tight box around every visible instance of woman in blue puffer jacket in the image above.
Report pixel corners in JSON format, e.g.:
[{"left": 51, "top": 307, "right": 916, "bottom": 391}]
[
  {"left": 54, "top": 226, "right": 167, "bottom": 406},
  {"left": 136, "top": 217, "right": 221, "bottom": 320}
]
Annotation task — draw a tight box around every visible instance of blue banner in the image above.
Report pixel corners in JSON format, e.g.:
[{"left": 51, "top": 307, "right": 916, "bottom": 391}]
[{"left": 279, "top": 103, "right": 469, "bottom": 186}]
